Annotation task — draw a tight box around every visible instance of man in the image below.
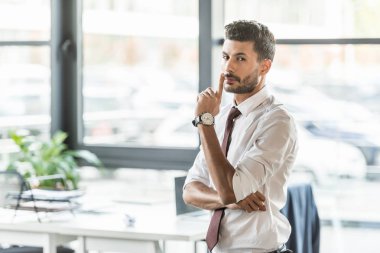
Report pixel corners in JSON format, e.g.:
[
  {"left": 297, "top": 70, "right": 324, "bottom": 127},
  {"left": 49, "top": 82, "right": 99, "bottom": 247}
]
[{"left": 183, "top": 20, "right": 298, "bottom": 253}]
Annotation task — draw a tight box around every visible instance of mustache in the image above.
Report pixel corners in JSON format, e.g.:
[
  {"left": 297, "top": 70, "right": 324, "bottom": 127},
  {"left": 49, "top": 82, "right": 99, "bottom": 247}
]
[{"left": 224, "top": 73, "right": 240, "bottom": 82}]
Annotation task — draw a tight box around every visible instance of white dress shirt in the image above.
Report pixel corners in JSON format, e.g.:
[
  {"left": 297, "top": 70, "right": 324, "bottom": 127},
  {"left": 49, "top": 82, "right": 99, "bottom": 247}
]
[{"left": 185, "top": 86, "right": 298, "bottom": 253}]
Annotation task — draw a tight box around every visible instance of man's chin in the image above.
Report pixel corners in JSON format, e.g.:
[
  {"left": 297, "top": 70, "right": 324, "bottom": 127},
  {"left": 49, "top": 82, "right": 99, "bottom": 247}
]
[{"left": 225, "top": 86, "right": 255, "bottom": 94}]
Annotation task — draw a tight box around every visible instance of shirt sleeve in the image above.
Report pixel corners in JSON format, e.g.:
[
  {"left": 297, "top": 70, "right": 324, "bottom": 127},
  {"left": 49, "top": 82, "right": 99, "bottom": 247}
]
[
  {"left": 184, "top": 147, "right": 210, "bottom": 189},
  {"left": 232, "top": 112, "right": 298, "bottom": 202}
]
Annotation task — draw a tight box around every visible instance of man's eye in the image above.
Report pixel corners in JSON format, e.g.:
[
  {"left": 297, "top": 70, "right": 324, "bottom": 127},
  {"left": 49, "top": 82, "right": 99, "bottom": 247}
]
[
  {"left": 237, "top": 57, "right": 245, "bottom": 61},
  {"left": 222, "top": 55, "right": 229, "bottom": 60}
]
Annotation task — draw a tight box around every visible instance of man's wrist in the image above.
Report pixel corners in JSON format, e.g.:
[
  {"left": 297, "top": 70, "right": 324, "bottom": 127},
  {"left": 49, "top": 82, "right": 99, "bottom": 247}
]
[{"left": 192, "top": 112, "right": 214, "bottom": 127}]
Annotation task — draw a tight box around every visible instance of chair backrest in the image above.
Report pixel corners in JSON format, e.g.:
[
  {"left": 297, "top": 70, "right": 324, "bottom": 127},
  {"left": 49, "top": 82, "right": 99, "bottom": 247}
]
[
  {"left": 174, "top": 176, "right": 201, "bottom": 215},
  {"left": 281, "top": 183, "right": 320, "bottom": 253},
  {"left": 0, "top": 170, "right": 27, "bottom": 208}
]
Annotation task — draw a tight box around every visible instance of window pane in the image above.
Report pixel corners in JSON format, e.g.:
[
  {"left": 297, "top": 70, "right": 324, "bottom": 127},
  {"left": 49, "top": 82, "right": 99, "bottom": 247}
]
[
  {"left": 0, "top": 47, "right": 51, "bottom": 140},
  {"left": 270, "top": 45, "right": 380, "bottom": 178},
  {"left": 0, "top": 0, "right": 50, "bottom": 41},
  {"left": 225, "top": 0, "right": 380, "bottom": 38},
  {"left": 271, "top": 45, "right": 380, "bottom": 116},
  {"left": 82, "top": 0, "right": 199, "bottom": 148}
]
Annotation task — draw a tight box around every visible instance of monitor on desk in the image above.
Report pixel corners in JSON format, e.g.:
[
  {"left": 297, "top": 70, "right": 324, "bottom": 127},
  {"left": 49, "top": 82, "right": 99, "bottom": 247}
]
[{"left": 174, "top": 176, "right": 206, "bottom": 217}]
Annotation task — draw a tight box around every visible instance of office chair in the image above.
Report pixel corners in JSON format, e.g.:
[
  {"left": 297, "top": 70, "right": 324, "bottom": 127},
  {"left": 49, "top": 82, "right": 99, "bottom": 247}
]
[{"left": 281, "top": 183, "right": 320, "bottom": 253}]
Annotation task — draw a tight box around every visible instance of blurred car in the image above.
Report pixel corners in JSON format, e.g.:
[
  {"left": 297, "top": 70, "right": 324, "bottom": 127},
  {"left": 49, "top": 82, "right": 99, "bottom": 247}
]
[
  {"left": 272, "top": 85, "right": 380, "bottom": 177},
  {"left": 294, "top": 125, "right": 367, "bottom": 183},
  {"left": 303, "top": 120, "right": 380, "bottom": 172}
]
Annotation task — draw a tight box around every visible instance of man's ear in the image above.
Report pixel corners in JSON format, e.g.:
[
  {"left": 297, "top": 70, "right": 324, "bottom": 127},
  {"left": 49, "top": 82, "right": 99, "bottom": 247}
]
[{"left": 260, "top": 59, "right": 272, "bottom": 75}]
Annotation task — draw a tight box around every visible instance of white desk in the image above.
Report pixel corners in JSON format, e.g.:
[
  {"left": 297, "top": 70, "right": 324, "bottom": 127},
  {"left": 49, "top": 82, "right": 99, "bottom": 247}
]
[
  {"left": 0, "top": 204, "right": 209, "bottom": 253},
  {"left": 57, "top": 203, "right": 208, "bottom": 253},
  {"left": 0, "top": 212, "right": 76, "bottom": 253}
]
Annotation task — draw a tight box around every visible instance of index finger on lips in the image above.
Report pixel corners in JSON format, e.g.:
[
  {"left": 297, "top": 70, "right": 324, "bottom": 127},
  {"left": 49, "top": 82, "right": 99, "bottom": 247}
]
[{"left": 216, "top": 73, "right": 224, "bottom": 99}]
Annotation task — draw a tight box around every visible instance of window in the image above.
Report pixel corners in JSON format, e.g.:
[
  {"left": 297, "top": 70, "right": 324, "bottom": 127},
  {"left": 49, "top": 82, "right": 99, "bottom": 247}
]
[
  {"left": 81, "top": 0, "right": 199, "bottom": 148},
  {"left": 71, "top": 0, "right": 210, "bottom": 169},
  {"left": 0, "top": 0, "right": 51, "bottom": 163}
]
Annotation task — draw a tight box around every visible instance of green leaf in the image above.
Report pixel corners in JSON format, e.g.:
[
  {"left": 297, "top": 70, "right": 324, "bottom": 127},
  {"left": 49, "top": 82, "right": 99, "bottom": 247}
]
[
  {"left": 52, "top": 131, "right": 68, "bottom": 146},
  {"left": 65, "top": 150, "right": 103, "bottom": 166}
]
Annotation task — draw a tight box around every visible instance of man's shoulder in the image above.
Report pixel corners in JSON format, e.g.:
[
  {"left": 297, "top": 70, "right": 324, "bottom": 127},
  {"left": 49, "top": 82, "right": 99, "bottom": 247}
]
[{"left": 262, "top": 96, "right": 296, "bottom": 123}]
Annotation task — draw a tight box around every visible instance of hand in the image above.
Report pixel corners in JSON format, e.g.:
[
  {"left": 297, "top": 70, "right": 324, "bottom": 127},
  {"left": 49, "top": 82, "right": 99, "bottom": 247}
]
[
  {"left": 195, "top": 74, "right": 224, "bottom": 116},
  {"left": 236, "top": 191, "right": 266, "bottom": 213},
  {"left": 225, "top": 203, "right": 240, "bottom": 210}
]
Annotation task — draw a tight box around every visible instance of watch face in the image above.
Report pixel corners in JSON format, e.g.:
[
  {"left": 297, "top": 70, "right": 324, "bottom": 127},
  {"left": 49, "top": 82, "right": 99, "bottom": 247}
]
[{"left": 201, "top": 113, "right": 214, "bottom": 125}]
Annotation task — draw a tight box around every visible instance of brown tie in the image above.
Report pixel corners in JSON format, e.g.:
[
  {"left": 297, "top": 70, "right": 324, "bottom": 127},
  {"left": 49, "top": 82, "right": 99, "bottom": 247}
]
[{"left": 206, "top": 106, "right": 241, "bottom": 252}]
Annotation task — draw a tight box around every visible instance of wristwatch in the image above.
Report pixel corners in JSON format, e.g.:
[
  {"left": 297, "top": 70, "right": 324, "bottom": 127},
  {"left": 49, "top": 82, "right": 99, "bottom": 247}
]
[{"left": 192, "top": 112, "right": 214, "bottom": 127}]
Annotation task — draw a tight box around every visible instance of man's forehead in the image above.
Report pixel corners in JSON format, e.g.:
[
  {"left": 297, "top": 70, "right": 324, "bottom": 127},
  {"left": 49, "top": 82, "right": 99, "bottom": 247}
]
[{"left": 222, "top": 40, "right": 256, "bottom": 54}]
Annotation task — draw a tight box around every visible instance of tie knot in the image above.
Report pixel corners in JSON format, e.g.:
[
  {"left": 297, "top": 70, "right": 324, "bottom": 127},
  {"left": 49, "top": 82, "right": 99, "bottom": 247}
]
[{"left": 227, "top": 107, "right": 241, "bottom": 122}]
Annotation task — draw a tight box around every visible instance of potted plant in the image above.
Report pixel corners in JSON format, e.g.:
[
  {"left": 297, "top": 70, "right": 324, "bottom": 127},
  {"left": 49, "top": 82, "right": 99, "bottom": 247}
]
[{"left": 6, "top": 130, "right": 103, "bottom": 190}]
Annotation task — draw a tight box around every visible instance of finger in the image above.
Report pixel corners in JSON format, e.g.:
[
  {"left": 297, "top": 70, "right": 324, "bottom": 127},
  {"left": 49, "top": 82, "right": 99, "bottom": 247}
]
[
  {"left": 254, "top": 191, "right": 266, "bottom": 201},
  {"left": 248, "top": 193, "right": 266, "bottom": 211},
  {"left": 242, "top": 203, "right": 254, "bottom": 213},
  {"left": 206, "top": 87, "right": 216, "bottom": 97},
  {"left": 203, "top": 89, "right": 215, "bottom": 97},
  {"left": 237, "top": 200, "right": 251, "bottom": 213},
  {"left": 201, "top": 91, "right": 212, "bottom": 97},
  {"left": 246, "top": 201, "right": 259, "bottom": 212},
  {"left": 247, "top": 195, "right": 261, "bottom": 209},
  {"left": 216, "top": 73, "right": 224, "bottom": 100}
]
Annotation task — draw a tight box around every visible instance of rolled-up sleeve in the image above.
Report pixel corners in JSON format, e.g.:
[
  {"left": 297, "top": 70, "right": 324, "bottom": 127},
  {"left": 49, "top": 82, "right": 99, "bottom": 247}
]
[
  {"left": 232, "top": 114, "right": 297, "bottom": 202},
  {"left": 184, "top": 147, "right": 210, "bottom": 189}
]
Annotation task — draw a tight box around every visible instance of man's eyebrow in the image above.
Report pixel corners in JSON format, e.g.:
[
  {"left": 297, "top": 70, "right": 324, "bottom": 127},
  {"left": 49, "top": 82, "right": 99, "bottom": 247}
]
[
  {"left": 222, "top": 51, "right": 247, "bottom": 56},
  {"left": 234, "top": 52, "right": 247, "bottom": 56}
]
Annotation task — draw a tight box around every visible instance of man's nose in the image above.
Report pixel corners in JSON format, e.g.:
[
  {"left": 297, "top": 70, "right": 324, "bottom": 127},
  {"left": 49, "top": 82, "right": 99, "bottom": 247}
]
[{"left": 223, "top": 59, "right": 236, "bottom": 73}]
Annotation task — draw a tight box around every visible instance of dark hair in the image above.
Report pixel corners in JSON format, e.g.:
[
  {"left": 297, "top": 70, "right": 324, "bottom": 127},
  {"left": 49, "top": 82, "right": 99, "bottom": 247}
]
[{"left": 224, "top": 20, "right": 275, "bottom": 61}]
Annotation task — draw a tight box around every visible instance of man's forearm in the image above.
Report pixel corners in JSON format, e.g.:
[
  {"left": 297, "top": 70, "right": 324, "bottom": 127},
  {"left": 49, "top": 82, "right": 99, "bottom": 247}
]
[
  {"left": 198, "top": 125, "right": 237, "bottom": 205},
  {"left": 183, "top": 181, "right": 225, "bottom": 210}
]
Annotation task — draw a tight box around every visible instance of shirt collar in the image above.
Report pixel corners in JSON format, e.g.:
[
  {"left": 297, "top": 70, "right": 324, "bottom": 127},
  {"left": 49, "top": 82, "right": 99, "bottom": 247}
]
[{"left": 234, "top": 86, "right": 270, "bottom": 117}]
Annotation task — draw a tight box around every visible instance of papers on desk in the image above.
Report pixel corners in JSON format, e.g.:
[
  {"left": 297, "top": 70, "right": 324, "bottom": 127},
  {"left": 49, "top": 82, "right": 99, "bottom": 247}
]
[
  {"left": 8, "top": 189, "right": 84, "bottom": 201},
  {"left": 16, "top": 200, "right": 81, "bottom": 212},
  {"left": 5, "top": 189, "right": 84, "bottom": 212}
]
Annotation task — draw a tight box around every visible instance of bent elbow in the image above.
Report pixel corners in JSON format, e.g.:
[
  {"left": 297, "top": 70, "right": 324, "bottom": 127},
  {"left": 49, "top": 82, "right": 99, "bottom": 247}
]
[
  {"left": 220, "top": 192, "right": 236, "bottom": 205},
  {"left": 182, "top": 189, "right": 191, "bottom": 205}
]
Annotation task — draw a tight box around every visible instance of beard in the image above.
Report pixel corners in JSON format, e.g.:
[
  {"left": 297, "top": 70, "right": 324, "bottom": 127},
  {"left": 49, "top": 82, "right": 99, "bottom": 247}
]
[{"left": 225, "top": 68, "right": 260, "bottom": 94}]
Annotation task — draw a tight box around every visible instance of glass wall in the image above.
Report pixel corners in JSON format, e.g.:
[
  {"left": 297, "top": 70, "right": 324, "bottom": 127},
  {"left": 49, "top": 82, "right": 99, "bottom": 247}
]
[{"left": 81, "top": 0, "right": 199, "bottom": 148}]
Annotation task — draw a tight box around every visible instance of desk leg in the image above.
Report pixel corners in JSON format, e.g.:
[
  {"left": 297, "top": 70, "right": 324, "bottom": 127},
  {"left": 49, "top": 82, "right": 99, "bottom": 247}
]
[
  {"left": 43, "top": 234, "right": 57, "bottom": 253},
  {"left": 154, "top": 241, "right": 163, "bottom": 253},
  {"left": 77, "top": 236, "right": 86, "bottom": 253},
  {"left": 161, "top": 240, "right": 166, "bottom": 253}
]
